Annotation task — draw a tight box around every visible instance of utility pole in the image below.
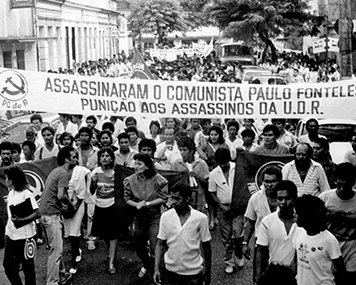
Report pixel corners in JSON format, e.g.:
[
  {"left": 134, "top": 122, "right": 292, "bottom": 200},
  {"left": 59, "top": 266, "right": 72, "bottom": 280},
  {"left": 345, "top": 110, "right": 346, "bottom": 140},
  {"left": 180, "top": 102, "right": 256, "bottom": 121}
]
[{"left": 339, "top": 0, "right": 353, "bottom": 79}]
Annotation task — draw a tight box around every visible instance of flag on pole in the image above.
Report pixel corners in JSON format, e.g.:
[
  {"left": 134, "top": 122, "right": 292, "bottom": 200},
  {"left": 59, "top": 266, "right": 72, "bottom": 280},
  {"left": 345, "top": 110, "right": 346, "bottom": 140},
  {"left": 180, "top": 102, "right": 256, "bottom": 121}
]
[
  {"left": 231, "top": 151, "right": 293, "bottom": 215},
  {"left": 203, "top": 38, "right": 214, "bottom": 57},
  {"left": 130, "top": 47, "right": 155, "bottom": 80}
]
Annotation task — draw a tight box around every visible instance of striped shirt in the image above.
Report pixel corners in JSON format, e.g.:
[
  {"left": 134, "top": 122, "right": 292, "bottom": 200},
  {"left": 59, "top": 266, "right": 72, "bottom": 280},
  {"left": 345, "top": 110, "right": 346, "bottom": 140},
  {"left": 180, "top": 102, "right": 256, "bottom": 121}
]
[{"left": 282, "top": 160, "right": 330, "bottom": 196}]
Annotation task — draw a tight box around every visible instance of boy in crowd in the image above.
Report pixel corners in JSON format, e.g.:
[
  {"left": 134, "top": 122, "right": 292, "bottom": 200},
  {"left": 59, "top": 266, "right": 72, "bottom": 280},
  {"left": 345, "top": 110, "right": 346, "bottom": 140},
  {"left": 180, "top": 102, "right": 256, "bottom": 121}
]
[{"left": 171, "top": 137, "right": 209, "bottom": 213}]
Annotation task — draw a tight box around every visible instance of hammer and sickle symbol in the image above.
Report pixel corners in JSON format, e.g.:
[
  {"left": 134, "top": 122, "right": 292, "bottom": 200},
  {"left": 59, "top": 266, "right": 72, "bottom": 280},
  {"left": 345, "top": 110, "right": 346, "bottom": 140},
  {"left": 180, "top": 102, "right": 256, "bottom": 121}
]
[{"left": 1, "top": 76, "right": 26, "bottom": 96}]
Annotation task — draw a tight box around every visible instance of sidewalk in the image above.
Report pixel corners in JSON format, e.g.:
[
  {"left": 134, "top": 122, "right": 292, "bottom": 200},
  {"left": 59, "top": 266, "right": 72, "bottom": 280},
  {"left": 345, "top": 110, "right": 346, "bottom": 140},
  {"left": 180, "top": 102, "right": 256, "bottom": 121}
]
[{"left": 0, "top": 248, "right": 11, "bottom": 285}]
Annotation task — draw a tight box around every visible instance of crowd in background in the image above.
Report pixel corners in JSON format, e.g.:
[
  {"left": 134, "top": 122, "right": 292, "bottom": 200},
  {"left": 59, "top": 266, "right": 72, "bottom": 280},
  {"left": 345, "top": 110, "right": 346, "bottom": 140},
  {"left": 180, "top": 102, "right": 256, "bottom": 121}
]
[{"left": 45, "top": 48, "right": 356, "bottom": 84}]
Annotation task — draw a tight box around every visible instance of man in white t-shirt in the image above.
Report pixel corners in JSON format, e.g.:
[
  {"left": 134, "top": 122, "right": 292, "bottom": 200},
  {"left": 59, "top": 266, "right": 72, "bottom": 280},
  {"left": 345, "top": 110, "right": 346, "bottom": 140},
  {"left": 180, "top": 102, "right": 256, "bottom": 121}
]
[
  {"left": 242, "top": 166, "right": 282, "bottom": 283},
  {"left": 255, "top": 180, "right": 298, "bottom": 282},
  {"left": 209, "top": 148, "right": 245, "bottom": 274},
  {"left": 155, "top": 127, "right": 181, "bottom": 170},
  {"left": 34, "top": 127, "right": 60, "bottom": 161},
  {"left": 319, "top": 163, "right": 356, "bottom": 285},
  {"left": 298, "top": 118, "right": 327, "bottom": 147},
  {"left": 154, "top": 182, "right": 211, "bottom": 285}
]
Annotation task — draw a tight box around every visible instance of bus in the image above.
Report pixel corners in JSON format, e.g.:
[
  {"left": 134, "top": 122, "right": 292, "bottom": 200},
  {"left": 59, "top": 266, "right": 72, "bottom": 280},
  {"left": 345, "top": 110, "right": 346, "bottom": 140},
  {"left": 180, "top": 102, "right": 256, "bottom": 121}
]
[{"left": 220, "top": 42, "right": 255, "bottom": 65}]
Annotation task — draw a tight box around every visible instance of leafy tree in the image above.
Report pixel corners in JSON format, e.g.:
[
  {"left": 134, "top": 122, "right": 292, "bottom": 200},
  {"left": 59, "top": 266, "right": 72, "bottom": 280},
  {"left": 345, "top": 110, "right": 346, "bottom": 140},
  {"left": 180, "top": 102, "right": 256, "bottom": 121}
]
[
  {"left": 127, "top": 0, "right": 189, "bottom": 44},
  {"left": 206, "top": 0, "right": 324, "bottom": 62},
  {"left": 179, "top": 0, "right": 213, "bottom": 29}
]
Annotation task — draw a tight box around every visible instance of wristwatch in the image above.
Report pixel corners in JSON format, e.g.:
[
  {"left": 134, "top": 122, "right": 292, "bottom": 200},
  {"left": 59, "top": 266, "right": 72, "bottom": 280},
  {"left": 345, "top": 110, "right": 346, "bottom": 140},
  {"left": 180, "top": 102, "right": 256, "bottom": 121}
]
[{"left": 145, "top": 201, "right": 150, "bottom": 207}]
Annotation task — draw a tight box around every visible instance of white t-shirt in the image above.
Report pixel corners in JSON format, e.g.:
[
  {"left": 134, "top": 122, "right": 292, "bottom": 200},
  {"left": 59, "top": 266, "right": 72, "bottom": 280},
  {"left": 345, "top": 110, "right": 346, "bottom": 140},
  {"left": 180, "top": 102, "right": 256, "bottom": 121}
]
[
  {"left": 209, "top": 162, "right": 236, "bottom": 205},
  {"left": 55, "top": 121, "right": 78, "bottom": 137},
  {"left": 157, "top": 207, "right": 211, "bottom": 275},
  {"left": 293, "top": 227, "right": 341, "bottom": 285},
  {"left": 257, "top": 211, "right": 297, "bottom": 266},
  {"left": 34, "top": 144, "right": 60, "bottom": 160},
  {"left": 244, "top": 186, "right": 273, "bottom": 238},
  {"left": 6, "top": 189, "right": 38, "bottom": 240},
  {"left": 225, "top": 137, "right": 243, "bottom": 160},
  {"left": 155, "top": 142, "right": 182, "bottom": 170},
  {"left": 319, "top": 190, "right": 356, "bottom": 271}
]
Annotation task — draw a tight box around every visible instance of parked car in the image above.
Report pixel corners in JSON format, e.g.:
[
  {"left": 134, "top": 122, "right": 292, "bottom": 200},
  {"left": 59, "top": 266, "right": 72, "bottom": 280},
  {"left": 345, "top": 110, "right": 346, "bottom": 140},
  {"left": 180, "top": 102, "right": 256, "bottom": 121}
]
[
  {"left": 240, "top": 69, "right": 272, "bottom": 83},
  {"left": 296, "top": 118, "right": 356, "bottom": 164},
  {"left": 248, "top": 75, "right": 287, "bottom": 85},
  {"left": 5, "top": 112, "right": 60, "bottom": 144}
]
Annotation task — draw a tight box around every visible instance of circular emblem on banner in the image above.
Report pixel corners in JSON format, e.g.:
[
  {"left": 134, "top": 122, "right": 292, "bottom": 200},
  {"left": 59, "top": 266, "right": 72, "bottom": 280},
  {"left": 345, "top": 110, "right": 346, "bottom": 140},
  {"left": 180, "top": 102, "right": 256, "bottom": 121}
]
[
  {"left": 24, "top": 239, "right": 37, "bottom": 260},
  {"left": 0, "top": 70, "right": 28, "bottom": 101},
  {"left": 254, "top": 161, "right": 286, "bottom": 192},
  {"left": 24, "top": 170, "right": 44, "bottom": 203}
]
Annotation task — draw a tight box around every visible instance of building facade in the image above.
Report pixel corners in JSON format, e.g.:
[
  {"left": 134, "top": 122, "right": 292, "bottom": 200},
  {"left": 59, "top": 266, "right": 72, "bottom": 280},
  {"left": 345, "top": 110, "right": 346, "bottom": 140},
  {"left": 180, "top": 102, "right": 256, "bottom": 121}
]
[{"left": 0, "top": 0, "right": 129, "bottom": 71}]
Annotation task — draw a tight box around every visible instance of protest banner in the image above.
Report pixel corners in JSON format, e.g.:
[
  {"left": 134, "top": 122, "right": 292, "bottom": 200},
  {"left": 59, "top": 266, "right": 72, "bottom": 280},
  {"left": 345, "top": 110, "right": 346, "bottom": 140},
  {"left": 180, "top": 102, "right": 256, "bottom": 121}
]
[
  {"left": 231, "top": 150, "right": 293, "bottom": 216},
  {"left": 0, "top": 157, "right": 57, "bottom": 247},
  {"left": 0, "top": 67, "right": 356, "bottom": 119}
]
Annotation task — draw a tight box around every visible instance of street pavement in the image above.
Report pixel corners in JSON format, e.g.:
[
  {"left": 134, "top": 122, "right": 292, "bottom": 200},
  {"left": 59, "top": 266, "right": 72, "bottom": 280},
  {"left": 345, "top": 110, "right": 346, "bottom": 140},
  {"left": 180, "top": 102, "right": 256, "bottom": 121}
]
[{"left": 0, "top": 227, "right": 254, "bottom": 285}]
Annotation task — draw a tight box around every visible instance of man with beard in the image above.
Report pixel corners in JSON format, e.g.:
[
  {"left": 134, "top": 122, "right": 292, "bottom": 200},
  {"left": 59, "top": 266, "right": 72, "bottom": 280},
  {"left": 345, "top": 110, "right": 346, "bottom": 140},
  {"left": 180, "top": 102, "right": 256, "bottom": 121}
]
[
  {"left": 255, "top": 180, "right": 298, "bottom": 283},
  {"left": 115, "top": 132, "right": 137, "bottom": 166},
  {"left": 0, "top": 141, "right": 14, "bottom": 167},
  {"left": 253, "top": 125, "right": 289, "bottom": 155},
  {"left": 242, "top": 166, "right": 282, "bottom": 283},
  {"left": 39, "top": 147, "right": 78, "bottom": 285},
  {"left": 153, "top": 182, "right": 211, "bottom": 285},
  {"left": 282, "top": 143, "right": 330, "bottom": 197},
  {"left": 34, "top": 127, "right": 60, "bottom": 160}
]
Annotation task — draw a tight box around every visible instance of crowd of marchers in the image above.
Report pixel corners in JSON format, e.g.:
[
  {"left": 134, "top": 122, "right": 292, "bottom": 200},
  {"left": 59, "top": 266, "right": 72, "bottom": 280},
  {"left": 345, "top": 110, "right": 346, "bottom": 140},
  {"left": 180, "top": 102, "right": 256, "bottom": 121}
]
[{"left": 46, "top": 49, "right": 356, "bottom": 84}]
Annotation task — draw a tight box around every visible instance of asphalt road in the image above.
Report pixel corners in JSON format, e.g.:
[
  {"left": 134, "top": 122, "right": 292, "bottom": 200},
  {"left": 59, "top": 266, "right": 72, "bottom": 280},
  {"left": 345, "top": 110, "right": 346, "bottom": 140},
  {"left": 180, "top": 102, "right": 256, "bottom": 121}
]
[{"left": 0, "top": 227, "right": 254, "bottom": 285}]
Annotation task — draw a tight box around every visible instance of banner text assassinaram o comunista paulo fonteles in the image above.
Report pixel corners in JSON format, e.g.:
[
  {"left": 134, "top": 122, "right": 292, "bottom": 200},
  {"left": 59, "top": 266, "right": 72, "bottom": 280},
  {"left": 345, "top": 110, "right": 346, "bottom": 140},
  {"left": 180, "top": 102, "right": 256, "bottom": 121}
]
[{"left": 0, "top": 68, "right": 355, "bottom": 118}]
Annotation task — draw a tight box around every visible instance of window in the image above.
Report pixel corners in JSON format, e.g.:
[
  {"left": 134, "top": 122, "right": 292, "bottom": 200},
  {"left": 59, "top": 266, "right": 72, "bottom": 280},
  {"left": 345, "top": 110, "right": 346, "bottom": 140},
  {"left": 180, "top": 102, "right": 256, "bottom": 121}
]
[
  {"left": 3, "top": 51, "right": 12, "bottom": 68},
  {"left": 16, "top": 50, "right": 25, "bottom": 70}
]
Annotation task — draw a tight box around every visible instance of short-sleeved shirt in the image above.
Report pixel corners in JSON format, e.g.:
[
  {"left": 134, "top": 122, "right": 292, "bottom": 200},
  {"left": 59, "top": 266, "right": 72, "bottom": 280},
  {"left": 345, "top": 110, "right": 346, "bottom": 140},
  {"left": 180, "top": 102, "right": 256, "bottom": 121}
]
[
  {"left": 278, "top": 131, "right": 297, "bottom": 148},
  {"left": 114, "top": 149, "right": 138, "bottom": 166},
  {"left": 244, "top": 186, "right": 272, "bottom": 238},
  {"left": 225, "top": 137, "right": 243, "bottom": 160},
  {"left": 39, "top": 167, "right": 69, "bottom": 216},
  {"left": 319, "top": 190, "right": 356, "bottom": 271},
  {"left": 34, "top": 144, "right": 60, "bottom": 160},
  {"left": 155, "top": 142, "right": 182, "bottom": 170},
  {"left": 208, "top": 162, "right": 236, "bottom": 205},
  {"left": 293, "top": 228, "right": 341, "bottom": 285},
  {"left": 253, "top": 142, "right": 289, "bottom": 155},
  {"left": 257, "top": 211, "right": 297, "bottom": 266},
  {"left": 344, "top": 150, "right": 356, "bottom": 166},
  {"left": 6, "top": 189, "right": 38, "bottom": 240},
  {"left": 298, "top": 134, "right": 327, "bottom": 147},
  {"left": 157, "top": 207, "right": 211, "bottom": 275},
  {"left": 282, "top": 160, "right": 330, "bottom": 196}
]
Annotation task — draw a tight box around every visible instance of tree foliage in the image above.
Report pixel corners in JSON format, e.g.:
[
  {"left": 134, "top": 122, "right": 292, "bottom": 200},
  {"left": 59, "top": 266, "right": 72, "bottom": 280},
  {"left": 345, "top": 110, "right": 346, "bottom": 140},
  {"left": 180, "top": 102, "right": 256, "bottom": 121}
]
[
  {"left": 206, "top": 0, "right": 324, "bottom": 62},
  {"left": 127, "top": 0, "right": 190, "bottom": 44}
]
